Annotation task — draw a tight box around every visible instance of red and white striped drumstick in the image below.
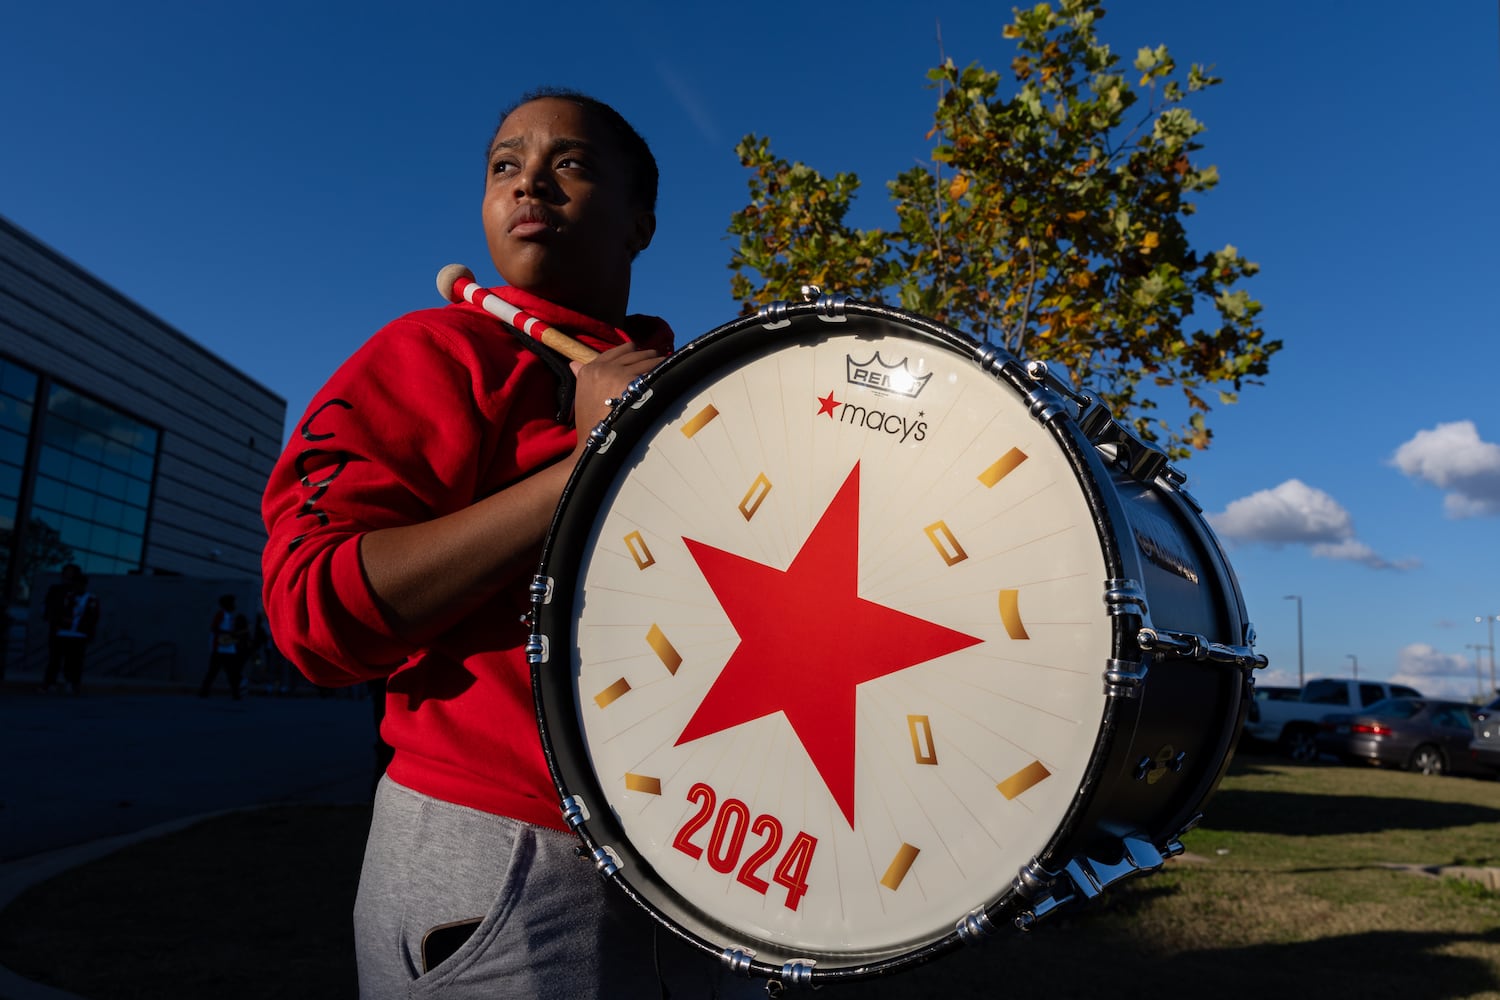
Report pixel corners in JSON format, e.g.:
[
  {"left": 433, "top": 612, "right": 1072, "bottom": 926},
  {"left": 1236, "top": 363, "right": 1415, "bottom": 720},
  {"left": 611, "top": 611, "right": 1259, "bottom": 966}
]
[{"left": 435, "top": 264, "right": 599, "bottom": 365}]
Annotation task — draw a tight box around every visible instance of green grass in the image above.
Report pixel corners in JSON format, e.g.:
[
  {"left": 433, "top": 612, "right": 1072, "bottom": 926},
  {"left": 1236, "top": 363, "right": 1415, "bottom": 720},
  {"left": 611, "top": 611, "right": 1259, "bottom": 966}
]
[{"left": 3, "top": 753, "right": 1499, "bottom": 999}]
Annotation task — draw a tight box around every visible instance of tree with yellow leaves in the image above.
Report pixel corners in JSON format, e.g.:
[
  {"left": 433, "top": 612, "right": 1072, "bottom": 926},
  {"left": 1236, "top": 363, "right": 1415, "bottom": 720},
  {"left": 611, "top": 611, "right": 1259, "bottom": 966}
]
[{"left": 728, "top": 0, "right": 1278, "bottom": 458}]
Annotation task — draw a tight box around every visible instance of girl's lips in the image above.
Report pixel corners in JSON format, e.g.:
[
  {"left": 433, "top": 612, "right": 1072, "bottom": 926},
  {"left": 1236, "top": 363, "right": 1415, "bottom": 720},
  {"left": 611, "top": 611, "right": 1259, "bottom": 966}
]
[
  {"left": 509, "top": 220, "right": 551, "bottom": 238},
  {"left": 508, "top": 204, "right": 555, "bottom": 239}
]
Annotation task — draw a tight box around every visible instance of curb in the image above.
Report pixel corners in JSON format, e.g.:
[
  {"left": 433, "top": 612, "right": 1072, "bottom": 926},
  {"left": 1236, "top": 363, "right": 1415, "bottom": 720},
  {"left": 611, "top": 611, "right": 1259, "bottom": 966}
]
[{"left": 1382, "top": 862, "right": 1500, "bottom": 890}]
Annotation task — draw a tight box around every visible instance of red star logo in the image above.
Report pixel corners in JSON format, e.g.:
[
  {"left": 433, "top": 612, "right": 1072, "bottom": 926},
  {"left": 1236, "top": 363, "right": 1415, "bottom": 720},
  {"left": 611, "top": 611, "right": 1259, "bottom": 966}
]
[
  {"left": 676, "top": 463, "right": 982, "bottom": 827},
  {"left": 816, "top": 390, "right": 840, "bottom": 417}
]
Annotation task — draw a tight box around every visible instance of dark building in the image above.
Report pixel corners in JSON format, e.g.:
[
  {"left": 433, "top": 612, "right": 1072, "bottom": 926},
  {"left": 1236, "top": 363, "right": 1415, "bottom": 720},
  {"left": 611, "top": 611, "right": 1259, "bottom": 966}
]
[{"left": 1, "top": 215, "right": 285, "bottom": 683}]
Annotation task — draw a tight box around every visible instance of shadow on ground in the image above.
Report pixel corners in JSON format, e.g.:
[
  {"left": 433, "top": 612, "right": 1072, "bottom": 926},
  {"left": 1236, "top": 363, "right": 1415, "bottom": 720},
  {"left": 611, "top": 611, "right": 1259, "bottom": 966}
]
[{"left": 2, "top": 799, "right": 1498, "bottom": 999}]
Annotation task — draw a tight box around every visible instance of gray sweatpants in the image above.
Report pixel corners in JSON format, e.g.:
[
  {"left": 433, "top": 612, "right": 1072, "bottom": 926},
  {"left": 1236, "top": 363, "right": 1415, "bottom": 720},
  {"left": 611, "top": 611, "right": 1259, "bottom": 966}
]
[{"left": 353, "top": 776, "right": 764, "bottom": 999}]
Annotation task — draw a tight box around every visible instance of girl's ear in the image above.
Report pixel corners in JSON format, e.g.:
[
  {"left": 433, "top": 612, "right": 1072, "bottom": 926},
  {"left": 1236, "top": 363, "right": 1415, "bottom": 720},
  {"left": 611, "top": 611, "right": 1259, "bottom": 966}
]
[{"left": 630, "top": 211, "right": 657, "bottom": 256}]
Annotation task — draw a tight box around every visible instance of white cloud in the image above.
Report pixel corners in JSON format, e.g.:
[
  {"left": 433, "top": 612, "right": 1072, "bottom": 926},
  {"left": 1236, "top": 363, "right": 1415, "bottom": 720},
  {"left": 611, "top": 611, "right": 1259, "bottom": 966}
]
[
  {"left": 1207, "top": 479, "right": 1416, "bottom": 570},
  {"left": 1388, "top": 643, "right": 1492, "bottom": 700},
  {"left": 1390, "top": 421, "right": 1500, "bottom": 518}
]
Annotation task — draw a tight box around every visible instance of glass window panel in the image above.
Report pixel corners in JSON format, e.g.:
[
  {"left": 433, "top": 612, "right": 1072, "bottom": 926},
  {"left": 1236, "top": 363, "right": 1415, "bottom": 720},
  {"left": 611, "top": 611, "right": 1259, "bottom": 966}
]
[
  {"left": 76, "top": 551, "right": 109, "bottom": 576},
  {"left": 125, "top": 479, "right": 151, "bottom": 507},
  {"left": 67, "top": 455, "right": 102, "bottom": 491},
  {"left": 129, "top": 449, "right": 155, "bottom": 480},
  {"left": 103, "top": 410, "right": 144, "bottom": 448},
  {"left": 90, "top": 525, "right": 119, "bottom": 556},
  {"left": 120, "top": 506, "right": 146, "bottom": 535},
  {"left": 0, "top": 361, "right": 37, "bottom": 401},
  {"left": 74, "top": 430, "right": 105, "bottom": 463},
  {"left": 29, "top": 504, "right": 62, "bottom": 527},
  {"left": 102, "top": 439, "right": 131, "bottom": 473},
  {"left": 0, "top": 463, "right": 19, "bottom": 500},
  {"left": 63, "top": 486, "right": 95, "bottom": 520},
  {"left": 94, "top": 496, "right": 125, "bottom": 529},
  {"left": 0, "top": 398, "right": 31, "bottom": 435},
  {"left": 46, "top": 385, "right": 82, "bottom": 423},
  {"left": 0, "top": 428, "right": 26, "bottom": 467},
  {"left": 45, "top": 417, "right": 80, "bottom": 454},
  {"left": 38, "top": 445, "right": 68, "bottom": 479},
  {"left": 116, "top": 531, "right": 141, "bottom": 560},
  {"left": 135, "top": 426, "right": 159, "bottom": 454},
  {"left": 74, "top": 395, "right": 109, "bottom": 430},
  {"left": 32, "top": 475, "right": 66, "bottom": 512},
  {"left": 60, "top": 515, "right": 91, "bottom": 548},
  {"left": 96, "top": 467, "right": 127, "bottom": 500}
]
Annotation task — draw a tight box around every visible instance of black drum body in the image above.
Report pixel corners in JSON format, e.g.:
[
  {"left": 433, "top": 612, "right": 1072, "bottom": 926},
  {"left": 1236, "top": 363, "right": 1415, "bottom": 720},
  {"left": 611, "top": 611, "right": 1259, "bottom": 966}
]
[{"left": 530, "top": 298, "right": 1264, "bottom": 986}]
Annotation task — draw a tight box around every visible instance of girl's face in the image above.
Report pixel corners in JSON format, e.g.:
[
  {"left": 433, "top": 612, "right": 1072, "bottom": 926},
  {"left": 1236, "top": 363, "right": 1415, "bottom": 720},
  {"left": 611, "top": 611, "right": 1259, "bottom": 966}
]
[{"left": 481, "top": 98, "right": 654, "bottom": 323}]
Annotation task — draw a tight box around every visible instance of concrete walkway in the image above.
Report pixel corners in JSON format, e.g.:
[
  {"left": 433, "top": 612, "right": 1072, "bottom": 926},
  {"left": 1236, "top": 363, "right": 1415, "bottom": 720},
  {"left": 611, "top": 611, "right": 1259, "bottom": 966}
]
[{"left": 0, "top": 679, "right": 377, "bottom": 998}]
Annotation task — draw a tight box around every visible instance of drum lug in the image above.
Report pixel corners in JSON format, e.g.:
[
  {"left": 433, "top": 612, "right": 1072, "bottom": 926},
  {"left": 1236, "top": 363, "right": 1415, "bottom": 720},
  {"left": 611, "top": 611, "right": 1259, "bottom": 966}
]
[
  {"left": 810, "top": 288, "right": 849, "bottom": 322},
  {"left": 529, "top": 575, "right": 554, "bottom": 606},
  {"left": 1104, "top": 658, "right": 1149, "bottom": 698},
  {"left": 525, "top": 634, "right": 549, "bottom": 665},
  {"left": 561, "top": 795, "right": 591, "bottom": 828},
  {"left": 1103, "top": 578, "right": 1149, "bottom": 620},
  {"left": 590, "top": 845, "right": 623, "bottom": 878},
  {"left": 954, "top": 906, "right": 997, "bottom": 945},
  {"left": 756, "top": 300, "right": 792, "bottom": 329},
  {"left": 779, "top": 959, "right": 816, "bottom": 988},
  {"left": 1011, "top": 859, "right": 1069, "bottom": 929},
  {"left": 720, "top": 947, "right": 758, "bottom": 977},
  {"left": 622, "top": 374, "right": 652, "bottom": 404},
  {"left": 1011, "top": 857, "right": 1058, "bottom": 901},
  {"left": 587, "top": 423, "right": 616, "bottom": 453}
]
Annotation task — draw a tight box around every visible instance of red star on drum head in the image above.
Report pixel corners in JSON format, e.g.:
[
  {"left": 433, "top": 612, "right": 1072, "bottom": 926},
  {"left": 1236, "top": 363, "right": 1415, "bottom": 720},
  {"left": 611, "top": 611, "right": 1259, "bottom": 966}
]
[{"left": 676, "top": 462, "right": 983, "bottom": 827}]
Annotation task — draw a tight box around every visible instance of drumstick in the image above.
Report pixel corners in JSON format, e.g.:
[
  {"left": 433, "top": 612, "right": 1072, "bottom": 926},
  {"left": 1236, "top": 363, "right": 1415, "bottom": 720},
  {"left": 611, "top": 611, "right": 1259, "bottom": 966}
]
[{"left": 435, "top": 264, "right": 599, "bottom": 364}]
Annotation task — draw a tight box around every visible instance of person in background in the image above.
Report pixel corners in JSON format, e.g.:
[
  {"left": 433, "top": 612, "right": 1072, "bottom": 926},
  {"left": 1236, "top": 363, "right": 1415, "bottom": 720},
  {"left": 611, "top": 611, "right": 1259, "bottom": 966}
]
[
  {"left": 199, "top": 594, "right": 249, "bottom": 700},
  {"left": 49, "top": 569, "right": 99, "bottom": 696},
  {"left": 39, "top": 563, "right": 81, "bottom": 693}
]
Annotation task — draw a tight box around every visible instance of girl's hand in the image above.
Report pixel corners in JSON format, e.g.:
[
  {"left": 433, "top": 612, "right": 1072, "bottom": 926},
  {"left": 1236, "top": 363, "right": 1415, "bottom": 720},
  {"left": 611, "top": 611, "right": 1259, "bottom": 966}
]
[{"left": 570, "top": 342, "right": 661, "bottom": 449}]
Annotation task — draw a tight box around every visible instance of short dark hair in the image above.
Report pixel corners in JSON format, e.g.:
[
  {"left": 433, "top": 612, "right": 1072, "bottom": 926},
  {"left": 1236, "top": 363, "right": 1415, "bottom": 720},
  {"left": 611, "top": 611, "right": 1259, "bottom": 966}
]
[{"left": 489, "top": 88, "right": 658, "bottom": 213}]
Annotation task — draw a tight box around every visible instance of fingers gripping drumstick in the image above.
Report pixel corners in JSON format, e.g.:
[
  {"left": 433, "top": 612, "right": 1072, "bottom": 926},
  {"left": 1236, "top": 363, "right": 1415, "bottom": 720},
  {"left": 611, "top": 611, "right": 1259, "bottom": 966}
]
[{"left": 435, "top": 264, "right": 599, "bottom": 364}]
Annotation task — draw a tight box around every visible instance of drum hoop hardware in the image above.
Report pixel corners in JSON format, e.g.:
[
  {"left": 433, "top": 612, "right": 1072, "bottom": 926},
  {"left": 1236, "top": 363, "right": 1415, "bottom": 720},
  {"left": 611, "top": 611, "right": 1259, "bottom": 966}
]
[
  {"left": 524, "top": 634, "right": 549, "bottom": 665},
  {"left": 721, "top": 948, "right": 758, "bottom": 977},
  {"left": 1024, "top": 359, "right": 1175, "bottom": 485},
  {"left": 529, "top": 575, "right": 554, "bottom": 606},
  {"left": 756, "top": 300, "right": 792, "bottom": 330},
  {"left": 591, "top": 845, "right": 623, "bottom": 877},
  {"left": 1136, "top": 627, "right": 1269, "bottom": 669},
  {"left": 587, "top": 424, "right": 615, "bottom": 453},
  {"left": 1014, "top": 834, "right": 1184, "bottom": 930},
  {"left": 1103, "top": 578, "right": 1149, "bottom": 619},
  {"left": 561, "top": 795, "right": 590, "bottom": 829},
  {"left": 1104, "top": 658, "right": 1149, "bottom": 699},
  {"left": 1011, "top": 858, "right": 1057, "bottom": 901},
  {"left": 954, "top": 907, "right": 997, "bottom": 945},
  {"left": 779, "top": 960, "right": 817, "bottom": 987}
]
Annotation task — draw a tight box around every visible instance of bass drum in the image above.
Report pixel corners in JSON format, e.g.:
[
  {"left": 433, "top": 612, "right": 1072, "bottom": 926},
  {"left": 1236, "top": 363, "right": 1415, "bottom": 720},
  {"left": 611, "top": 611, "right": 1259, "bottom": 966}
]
[{"left": 529, "top": 296, "right": 1263, "bottom": 986}]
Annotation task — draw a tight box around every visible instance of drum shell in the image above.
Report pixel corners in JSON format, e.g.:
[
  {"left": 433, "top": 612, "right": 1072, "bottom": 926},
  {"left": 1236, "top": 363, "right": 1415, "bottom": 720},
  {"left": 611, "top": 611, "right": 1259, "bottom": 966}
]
[{"left": 531, "top": 299, "right": 1257, "bottom": 980}]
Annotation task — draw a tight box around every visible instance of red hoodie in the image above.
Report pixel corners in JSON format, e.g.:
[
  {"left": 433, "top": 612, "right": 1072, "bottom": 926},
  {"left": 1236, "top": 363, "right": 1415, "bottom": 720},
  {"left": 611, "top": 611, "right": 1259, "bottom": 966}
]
[{"left": 262, "top": 286, "right": 673, "bottom": 830}]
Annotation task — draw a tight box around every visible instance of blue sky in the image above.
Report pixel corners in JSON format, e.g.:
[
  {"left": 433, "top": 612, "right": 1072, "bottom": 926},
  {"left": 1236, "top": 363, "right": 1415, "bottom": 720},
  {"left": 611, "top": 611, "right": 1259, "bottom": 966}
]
[{"left": 4, "top": 1, "right": 1497, "bottom": 698}]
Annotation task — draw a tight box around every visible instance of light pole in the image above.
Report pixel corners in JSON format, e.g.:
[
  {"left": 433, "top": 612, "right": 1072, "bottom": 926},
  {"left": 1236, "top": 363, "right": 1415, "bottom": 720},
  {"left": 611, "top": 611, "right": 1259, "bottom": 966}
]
[
  {"left": 1466, "top": 644, "right": 1487, "bottom": 700},
  {"left": 1284, "top": 595, "right": 1305, "bottom": 688},
  {"left": 1476, "top": 614, "right": 1498, "bottom": 698},
  {"left": 1346, "top": 653, "right": 1358, "bottom": 679}
]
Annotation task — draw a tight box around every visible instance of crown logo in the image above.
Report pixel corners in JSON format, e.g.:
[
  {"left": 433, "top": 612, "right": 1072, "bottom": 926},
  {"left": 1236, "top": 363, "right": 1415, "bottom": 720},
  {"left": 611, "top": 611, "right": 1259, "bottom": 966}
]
[{"left": 845, "top": 353, "right": 933, "bottom": 398}]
